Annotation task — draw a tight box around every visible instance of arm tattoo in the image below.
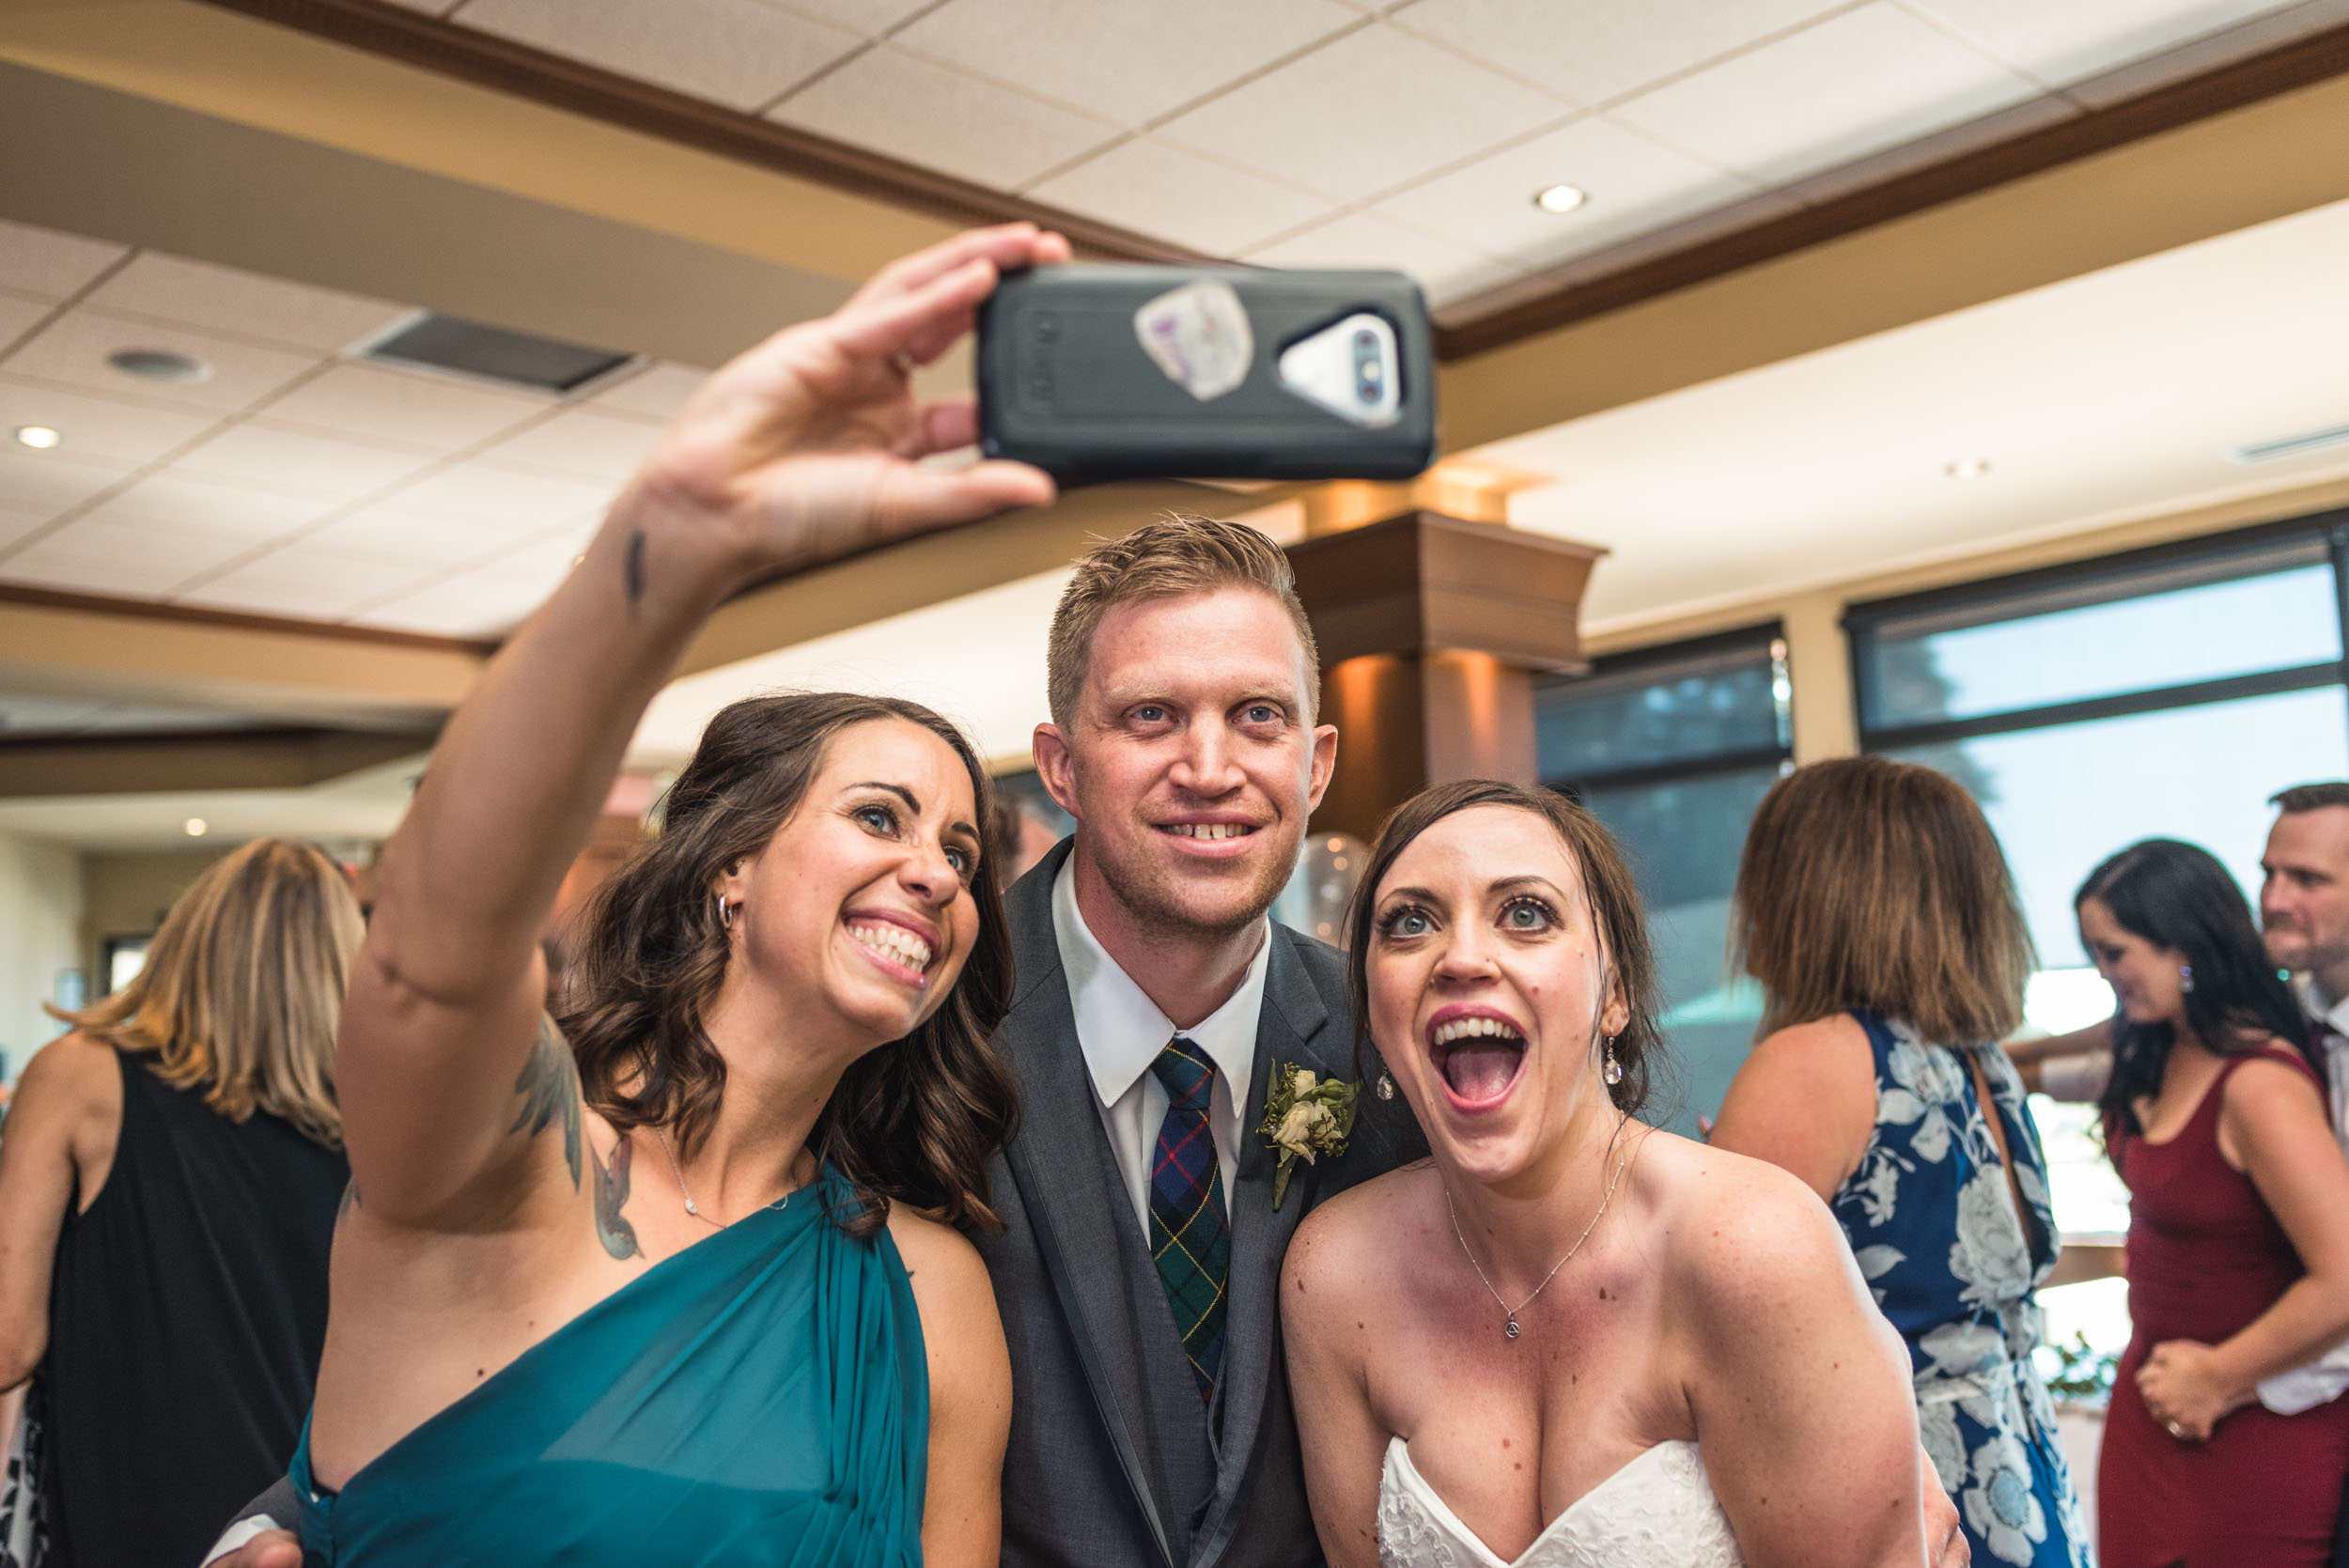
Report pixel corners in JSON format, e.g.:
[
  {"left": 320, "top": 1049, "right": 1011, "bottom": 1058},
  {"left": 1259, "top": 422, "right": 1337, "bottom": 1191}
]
[
  {"left": 624, "top": 528, "right": 646, "bottom": 610},
  {"left": 509, "top": 1014, "right": 584, "bottom": 1191},
  {"left": 593, "top": 1136, "right": 642, "bottom": 1260}
]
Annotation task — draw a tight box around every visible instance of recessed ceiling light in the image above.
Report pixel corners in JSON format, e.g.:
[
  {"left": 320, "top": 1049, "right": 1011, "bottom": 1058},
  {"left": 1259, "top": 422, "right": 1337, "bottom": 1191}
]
[
  {"left": 109, "top": 348, "right": 211, "bottom": 382},
  {"left": 183, "top": 817, "right": 209, "bottom": 837},
  {"left": 1943, "top": 458, "right": 1992, "bottom": 479},
  {"left": 1532, "top": 184, "right": 1588, "bottom": 214},
  {"left": 12, "top": 425, "right": 61, "bottom": 449}
]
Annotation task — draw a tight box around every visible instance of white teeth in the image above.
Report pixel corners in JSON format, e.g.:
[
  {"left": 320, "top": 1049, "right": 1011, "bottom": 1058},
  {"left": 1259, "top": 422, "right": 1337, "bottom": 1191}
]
[
  {"left": 1431, "top": 1017, "right": 1525, "bottom": 1047},
  {"left": 1166, "top": 823, "right": 1254, "bottom": 840},
  {"left": 848, "top": 921, "right": 933, "bottom": 971}
]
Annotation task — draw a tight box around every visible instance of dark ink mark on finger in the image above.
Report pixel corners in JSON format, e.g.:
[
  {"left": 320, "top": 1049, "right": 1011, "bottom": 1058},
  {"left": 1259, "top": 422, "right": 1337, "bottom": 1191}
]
[{"left": 624, "top": 529, "right": 646, "bottom": 609}]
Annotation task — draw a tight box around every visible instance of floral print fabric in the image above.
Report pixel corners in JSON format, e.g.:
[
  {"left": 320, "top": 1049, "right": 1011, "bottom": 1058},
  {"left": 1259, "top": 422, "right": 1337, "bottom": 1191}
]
[{"left": 1832, "top": 1012, "right": 2092, "bottom": 1568}]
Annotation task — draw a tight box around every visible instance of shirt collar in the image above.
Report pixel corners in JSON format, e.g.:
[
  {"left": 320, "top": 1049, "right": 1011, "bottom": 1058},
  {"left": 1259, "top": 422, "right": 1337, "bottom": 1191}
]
[
  {"left": 1051, "top": 852, "right": 1270, "bottom": 1110},
  {"left": 2298, "top": 972, "right": 2349, "bottom": 1039}
]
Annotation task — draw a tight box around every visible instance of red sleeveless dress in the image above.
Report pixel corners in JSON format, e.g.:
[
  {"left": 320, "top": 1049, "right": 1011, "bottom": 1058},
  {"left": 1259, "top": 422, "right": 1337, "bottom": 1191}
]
[{"left": 2101, "top": 1047, "right": 2349, "bottom": 1566}]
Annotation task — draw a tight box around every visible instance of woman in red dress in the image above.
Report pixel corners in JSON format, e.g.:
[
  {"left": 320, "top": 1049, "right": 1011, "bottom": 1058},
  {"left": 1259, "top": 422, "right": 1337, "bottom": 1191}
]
[{"left": 2082, "top": 838, "right": 2349, "bottom": 1566}]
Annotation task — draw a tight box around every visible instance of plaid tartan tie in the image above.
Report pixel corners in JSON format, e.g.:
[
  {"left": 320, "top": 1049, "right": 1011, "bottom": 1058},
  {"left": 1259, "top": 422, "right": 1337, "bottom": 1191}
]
[{"left": 1150, "top": 1037, "right": 1230, "bottom": 1404}]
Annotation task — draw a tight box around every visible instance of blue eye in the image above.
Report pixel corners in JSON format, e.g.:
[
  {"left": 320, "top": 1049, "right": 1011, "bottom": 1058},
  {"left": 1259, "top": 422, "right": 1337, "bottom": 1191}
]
[
  {"left": 1380, "top": 907, "right": 1432, "bottom": 938},
  {"left": 945, "top": 845, "right": 972, "bottom": 876},
  {"left": 855, "top": 804, "right": 897, "bottom": 833},
  {"left": 1501, "top": 899, "right": 1553, "bottom": 931}
]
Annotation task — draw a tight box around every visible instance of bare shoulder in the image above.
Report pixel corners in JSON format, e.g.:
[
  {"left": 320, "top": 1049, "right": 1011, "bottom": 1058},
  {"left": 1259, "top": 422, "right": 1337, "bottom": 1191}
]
[
  {"left": 2224, "top": 1041, "right": 2327, "bottom": 1119},
  {"left": 1744, "top": 1013, "right": 1874, "bottom": 1081},
  {"left": 886, "top": 1203, "right": 994, "bottom": 1307},
  {"left": 10, "top": 1032, "right": 121, "bottom": 1126},
  {"left": 1283, "top": 1161, "right": 1426, "bottom": 1308},
  {"left": 885, "top": 1204, "right": 1009, "bottom": 1422},
  {"left": 1639, "top": 1132, "right": 1854, "bottom": 1323}
]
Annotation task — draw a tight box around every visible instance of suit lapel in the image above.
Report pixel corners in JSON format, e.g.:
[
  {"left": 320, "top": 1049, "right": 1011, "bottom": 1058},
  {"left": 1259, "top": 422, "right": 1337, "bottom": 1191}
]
[
  {"left": 1194, "top": 924, "right": 1339, "bottom": 1561},
  {"left": 996, "top": 843, "right": 1195, "bottom": 1565}
]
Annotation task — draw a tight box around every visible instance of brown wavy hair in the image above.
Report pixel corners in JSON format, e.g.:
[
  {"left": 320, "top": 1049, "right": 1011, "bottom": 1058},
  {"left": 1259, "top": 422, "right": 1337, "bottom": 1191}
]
[
  {"left": 563, "top": 692, "right": 1017, "bottom": 1237},
  {"left": 1346, "top": 780, "right": 1665, "bottom": 1119},
  {"left": 50, "top": 837, "right": 361, "bottom": 1147},
  {"left": 1733, "top": 756, "right": 2034, "bottom": 1045}
]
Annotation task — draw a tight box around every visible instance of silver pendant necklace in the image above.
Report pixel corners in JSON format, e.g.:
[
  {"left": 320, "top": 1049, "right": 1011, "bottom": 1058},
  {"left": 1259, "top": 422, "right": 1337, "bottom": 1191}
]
[
  {"left": 1445, "top": 1135, "right": 1628, "bottom": 1341},
  {"left": 654, "top": 1126, "right": 789, "bottom": 1229}
]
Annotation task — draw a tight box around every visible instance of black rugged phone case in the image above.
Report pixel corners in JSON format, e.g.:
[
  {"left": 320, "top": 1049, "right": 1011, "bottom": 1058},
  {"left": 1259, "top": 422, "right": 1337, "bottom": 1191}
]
[{"left": 975, "top": 265, "right": 1437, "bottom": 484}]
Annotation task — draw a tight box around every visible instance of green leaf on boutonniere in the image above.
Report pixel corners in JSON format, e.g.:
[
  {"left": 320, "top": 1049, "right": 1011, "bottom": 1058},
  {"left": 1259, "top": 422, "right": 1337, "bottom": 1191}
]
[{"left": 1258, "top": 1063, "right": 1358, "bottom": 1210}]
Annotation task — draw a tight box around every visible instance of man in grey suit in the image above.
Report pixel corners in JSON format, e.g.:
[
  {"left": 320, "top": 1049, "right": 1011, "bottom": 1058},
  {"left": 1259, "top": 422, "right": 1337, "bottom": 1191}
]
[{"left": 983, "top": 515, "right": 1424, "bottom": 1568}]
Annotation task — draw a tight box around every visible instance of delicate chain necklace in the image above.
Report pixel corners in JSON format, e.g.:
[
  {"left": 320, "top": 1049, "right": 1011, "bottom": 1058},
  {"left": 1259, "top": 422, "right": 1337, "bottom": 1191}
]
[
  {"left": 1445, "top": 1134, "right": 1629, "bottom": 1341},
  {"left": 653, "top": 1127, "right": 790, "bottom": 1229}
]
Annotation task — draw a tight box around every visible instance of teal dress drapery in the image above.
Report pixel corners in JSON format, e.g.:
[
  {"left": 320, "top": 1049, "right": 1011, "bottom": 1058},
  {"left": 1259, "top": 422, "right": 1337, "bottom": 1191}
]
[{"left": 290, "top": 1168, "right": 927, "bottom": 1565}]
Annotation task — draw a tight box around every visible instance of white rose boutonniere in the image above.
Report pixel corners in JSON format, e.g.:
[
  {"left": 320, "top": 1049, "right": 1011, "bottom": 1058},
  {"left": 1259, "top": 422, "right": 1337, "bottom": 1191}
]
[{"left": 1257, "top": 1063, "right": 1358, "bottom": 1211}]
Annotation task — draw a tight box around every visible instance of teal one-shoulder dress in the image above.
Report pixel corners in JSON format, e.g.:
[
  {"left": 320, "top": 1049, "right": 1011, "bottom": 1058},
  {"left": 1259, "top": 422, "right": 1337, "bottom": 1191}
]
[{"left": 289, "top": 1168, "right": 927, "bottom": 1565}]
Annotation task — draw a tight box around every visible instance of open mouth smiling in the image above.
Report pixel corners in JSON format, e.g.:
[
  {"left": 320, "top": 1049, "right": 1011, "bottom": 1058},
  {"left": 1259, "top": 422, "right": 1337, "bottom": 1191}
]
[
  {"left": 846, "top": 914, "right": 937, "bottom": 986},
  {"left": 1156, "top": 821, "right": 1262, "bottom": 848},
  {"left": 1428, "top": 1009, "right": 1528, "bottom": 1110}
]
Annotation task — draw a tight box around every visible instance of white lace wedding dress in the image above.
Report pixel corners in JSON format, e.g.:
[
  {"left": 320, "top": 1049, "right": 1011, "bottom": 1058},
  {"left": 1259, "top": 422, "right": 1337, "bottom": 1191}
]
[{"left": 1377, "top": 1435, "right": 1746, "bottom": 1568}]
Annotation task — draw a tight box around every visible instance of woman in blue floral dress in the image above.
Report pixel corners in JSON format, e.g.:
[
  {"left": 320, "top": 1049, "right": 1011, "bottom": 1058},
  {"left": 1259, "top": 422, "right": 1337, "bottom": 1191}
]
[{"left": 1711, "top": 756, "right": 2092, "bottom": 1568}]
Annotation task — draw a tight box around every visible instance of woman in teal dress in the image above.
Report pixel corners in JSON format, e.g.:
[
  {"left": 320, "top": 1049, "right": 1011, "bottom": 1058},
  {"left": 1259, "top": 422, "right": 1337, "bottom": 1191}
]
[
  {"left": 272, "top": 224, "right": 1072, "bottom": 1566},
  {"left": 1711, "top": 757, "right": 2092, "bottom": 1568}
]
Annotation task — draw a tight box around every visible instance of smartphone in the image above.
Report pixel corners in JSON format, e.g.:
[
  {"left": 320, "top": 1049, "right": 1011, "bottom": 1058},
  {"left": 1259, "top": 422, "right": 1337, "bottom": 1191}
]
[{"left": 975, "top": 264, "right": 1436, "bottom": 484}]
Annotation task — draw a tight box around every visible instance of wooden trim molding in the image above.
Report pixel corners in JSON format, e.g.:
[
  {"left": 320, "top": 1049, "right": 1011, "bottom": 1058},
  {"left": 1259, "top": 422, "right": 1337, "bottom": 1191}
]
[
  {"left": 0, "top": 582, "right": 498, "bottom": 657},
  {"left": 188, "top": 0, "right": 1210, "bottom": 266},
  {"left": 1438, "top": 19, "right": 2349, "bottom": 359}
]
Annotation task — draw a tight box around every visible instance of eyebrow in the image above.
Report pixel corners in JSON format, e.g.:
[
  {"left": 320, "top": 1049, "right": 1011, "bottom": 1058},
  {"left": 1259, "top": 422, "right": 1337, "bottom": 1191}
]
[
  {"left": 1377, "top": 874, "right": 1571, "bottom": 903},
  {"left": 849, "top": 781, "right": 980, "bottom": 850}
]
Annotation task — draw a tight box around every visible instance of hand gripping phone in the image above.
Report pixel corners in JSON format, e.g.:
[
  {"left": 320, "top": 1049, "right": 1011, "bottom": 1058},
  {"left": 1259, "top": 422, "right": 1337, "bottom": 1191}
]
[{"left": 975, "top": 264, "right": 1437, "bottom": 484}]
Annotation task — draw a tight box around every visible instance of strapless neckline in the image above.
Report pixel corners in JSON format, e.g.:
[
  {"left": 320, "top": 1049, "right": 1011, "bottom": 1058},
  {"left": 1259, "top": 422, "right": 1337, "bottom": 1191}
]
[{"left": 1377, "top": 1435, "right": 1746, "bottom": 1568}]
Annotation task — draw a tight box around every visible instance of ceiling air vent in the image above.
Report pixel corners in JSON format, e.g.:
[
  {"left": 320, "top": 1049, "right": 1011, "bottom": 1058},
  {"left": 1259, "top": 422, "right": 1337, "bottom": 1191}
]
[
  {"left": 354, "top": 312, "right": 637, "bottom": 395},
  {"left": 2229, "top": 421, "right": 2349, "bottom": 465}
]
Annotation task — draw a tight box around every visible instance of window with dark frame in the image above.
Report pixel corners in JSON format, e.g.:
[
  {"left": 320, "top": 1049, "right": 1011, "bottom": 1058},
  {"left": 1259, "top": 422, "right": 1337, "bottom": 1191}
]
[{"left": 1535, "top": 624, "right": 1793, "bottom": 1137}]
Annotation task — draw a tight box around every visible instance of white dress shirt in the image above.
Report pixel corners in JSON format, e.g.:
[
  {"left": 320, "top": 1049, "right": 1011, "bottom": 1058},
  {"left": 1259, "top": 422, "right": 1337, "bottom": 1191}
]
[
  {"left": 2259, "top": 976, "right": 2349, "bottom": 1415},
  {"left": 1051, "top": 855, "right": 1269, "bottom": 1232}
]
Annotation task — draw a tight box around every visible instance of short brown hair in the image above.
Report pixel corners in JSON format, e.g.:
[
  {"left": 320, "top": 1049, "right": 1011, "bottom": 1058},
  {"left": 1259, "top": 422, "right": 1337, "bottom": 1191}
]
[
  {"left": 1346, "top": 780, "right": 1666, "bottom": 1119},
  {"left": 1046, "top": 513, "right": 1318, "bottom": 727},
  {"left": 52, "top": 837, "right": 362, "bottom": 1147},
  {"left": 2274, "top": 782, "right": 2349, "bottom": 814},
  {"left": 1733, "top": 756, "right": 2033, "bottom": 1045},
  {"left": 566, "top": 692, "right": 1017, "bottom": 1236}
]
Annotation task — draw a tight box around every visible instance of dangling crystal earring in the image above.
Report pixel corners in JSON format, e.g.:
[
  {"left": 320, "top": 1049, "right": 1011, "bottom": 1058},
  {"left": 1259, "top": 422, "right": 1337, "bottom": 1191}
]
[
  {"left": 2180, "top": 963, "right": 2194, "bottom": 994},
  {"left": 1377, "top": 1074, "right": 1395, "bottom": 1101},
  {"left": 1603, "top": 1035, "right": 1625, "bottom": 1086}
]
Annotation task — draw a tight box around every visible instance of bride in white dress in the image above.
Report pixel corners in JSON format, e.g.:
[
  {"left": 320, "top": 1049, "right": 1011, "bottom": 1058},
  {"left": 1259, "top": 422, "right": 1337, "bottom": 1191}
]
[{"left": 1283, "top": 782, "right": 1968, "bottom": 1568}]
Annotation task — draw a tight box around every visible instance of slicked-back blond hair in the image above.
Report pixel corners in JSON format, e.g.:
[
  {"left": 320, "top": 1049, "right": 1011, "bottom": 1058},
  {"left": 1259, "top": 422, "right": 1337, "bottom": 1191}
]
[
  {"left": 1046, "top": 514, "right": 1319, "bottom": 727},
  {"left": 51, "top": 837, "right": 361, "bottom": 1146},
  {"left": 1732, "top": 756, "right": 2034, "bottom": 1045}
]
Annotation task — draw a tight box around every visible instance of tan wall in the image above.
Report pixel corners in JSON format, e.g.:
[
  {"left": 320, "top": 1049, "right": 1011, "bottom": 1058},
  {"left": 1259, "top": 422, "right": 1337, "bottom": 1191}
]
[
  {"left": 80, "top": 846, "right": 226, "bottom": 990},
  {"left": 0, "top": 830, "right": 82, "bottom": 1081}
]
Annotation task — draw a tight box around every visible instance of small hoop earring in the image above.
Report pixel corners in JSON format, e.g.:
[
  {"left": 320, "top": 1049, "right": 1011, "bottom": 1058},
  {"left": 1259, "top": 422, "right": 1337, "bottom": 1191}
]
[
  {"left": 716, "top": 895, "right": 735, "bottom": 931},
  {"left": 2180, "top": 962, "right": 2194, "bottom": 994},
  {"left": 1603, "top": 1035, "right": 1625, "bottom": 1087}
]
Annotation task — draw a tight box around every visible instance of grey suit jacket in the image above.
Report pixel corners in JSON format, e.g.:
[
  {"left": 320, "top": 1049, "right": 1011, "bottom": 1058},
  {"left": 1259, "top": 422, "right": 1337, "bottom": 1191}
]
[{"left": 979, "top": 838, "right": 1427, "bottom": 1568}]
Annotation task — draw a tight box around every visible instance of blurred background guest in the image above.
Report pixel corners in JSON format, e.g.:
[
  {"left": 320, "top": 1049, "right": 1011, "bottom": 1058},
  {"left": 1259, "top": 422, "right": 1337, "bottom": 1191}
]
[
  {"left": 2077, "top": 838, "right": 2349, "bottom": 1566},
  {"left": 1710, "top": 755, "right": 2090, "bottom": 1567},
  {"left": 0, "top": 838, "right": 358, "bottom": 1568}
]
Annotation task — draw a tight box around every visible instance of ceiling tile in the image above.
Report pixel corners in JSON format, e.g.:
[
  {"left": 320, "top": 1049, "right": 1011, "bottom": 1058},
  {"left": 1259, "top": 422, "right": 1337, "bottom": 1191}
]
[
  {"left": 1392, "top": 0, "right": 1846, "bottom": 106},
  {"left": 378, "top": 459, "right": 616, "bottom": 533},
  {"left": 1243, "top": 210, "right": 1517, "bottom": 302},
  {"left": 588, "top": 362, "right": 708, "bottom": 420},
  {"left": 4, "top": 519, "right": 256, "bottom": 596},
  {"left": 0, "top": 445, "right": 138, "bottom": 520},
  {"left": 1608, "top": 2, "right": 2039, "bottom": 186},
  {"left": 1028, "top": 138, "right": 1337, "bottom": 256},
  {"left": 0, "top": 295, "right": 54, "bottom": 352},
  {"left": 1375, "top": 114, "right": 1761, "bottom": 272},
  {"left": 1, "top": 307, "right": 320, "bottom": 414},
  {"left": 0, "top": 379, "right": 217, "bottom": 466},
  {"left": 1157, "top": 23, "right": 1565, "bottom": 203},
  {"left": 459, "top": 0, "right": 860, "bottom": 111},
  {"left": 84, "top": 255, "right": 407, "bottom": 354},
  {"left": 178, "top": 544, "right": 443, "bottom": 619},
  {"left": 0, "top": 503, "right": 49, "bottom": 552},
  {"left": 306, "top": 504, "right": 518, "bottom": 569},
  {"left": 770, "top": 45, "right": 1121, "bottom": 189},
  {"left": 775, "top": 0, "right": 942, "bottom": 34},
  {"left": 351, "top": 567, "right": 561, "bottom": 637},
  {"left": 1907, "top": 0, "right": 2295, "bottom": 85},
  {"left": 484, "top": 407, "right": 666, "bottom": 484},
  {"left": 78, "top": 474, "right": 335, "bottom": 543},
  {"left": 256, "top": 363, "right": 551, "bottom": 452},
  {"left": 893, "top": 0, "right": 1359, "bottom": 126},
  {"left": 168, "top": 424, "right": 443, "bottom": 503},
  {"left": 0, "top": 221, "right": 129, "bottom": 303}
]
